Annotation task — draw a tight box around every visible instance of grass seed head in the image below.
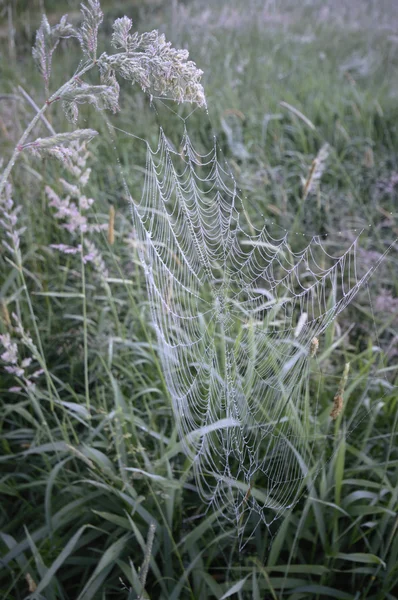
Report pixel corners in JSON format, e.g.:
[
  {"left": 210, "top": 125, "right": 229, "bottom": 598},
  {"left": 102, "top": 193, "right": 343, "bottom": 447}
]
[
  {"left": 310, "top": 336, "right": 319, "bottom": 357},
  {"left": 330, "top": 393, "right": 344, "bottom": 419}
]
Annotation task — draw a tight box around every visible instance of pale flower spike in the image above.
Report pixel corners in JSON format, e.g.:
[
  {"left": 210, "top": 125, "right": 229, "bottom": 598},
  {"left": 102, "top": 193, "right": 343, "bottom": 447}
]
[
  {"left": 0, "top": 317, "right": 44, "bottom": 392},
  {"left": 0, "top": 0, "right": 205, "bottom": 199},
  {"left": 78, "top": 0, "right": 103, "bottom": 61},
  {"left": 98, "top": 17, "right": 206, "bottom": 107}
]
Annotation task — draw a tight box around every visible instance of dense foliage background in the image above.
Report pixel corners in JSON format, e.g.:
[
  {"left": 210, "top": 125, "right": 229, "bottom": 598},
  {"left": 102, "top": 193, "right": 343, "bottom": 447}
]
[{"left": 0, "top": 0, "right": 397, "bottom": 598}]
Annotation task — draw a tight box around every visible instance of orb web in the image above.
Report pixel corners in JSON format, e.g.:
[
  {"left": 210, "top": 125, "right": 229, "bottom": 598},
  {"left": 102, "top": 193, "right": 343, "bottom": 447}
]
[{"left": 106, "top": 100, "right": 395, "bottom": 543}]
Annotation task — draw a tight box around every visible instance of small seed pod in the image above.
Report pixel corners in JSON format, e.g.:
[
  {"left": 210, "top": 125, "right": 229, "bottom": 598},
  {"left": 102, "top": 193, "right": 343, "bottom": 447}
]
[
  {"left": 108, "top": 205, "right": 115, "bottom": 245},
  {"left": 330, "top": 393, "right": 344, "bottom": 419},
  {"left": 330, "top": 362, "right": 350, "bottom": 420},
  {"left": 310, "top": 336, "right": 319, "bottom": 357}
]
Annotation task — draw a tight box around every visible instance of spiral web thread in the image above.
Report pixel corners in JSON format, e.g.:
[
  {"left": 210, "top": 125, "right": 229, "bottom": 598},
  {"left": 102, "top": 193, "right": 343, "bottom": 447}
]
[{"left": 108, "top": 101, "right": 393, "bottom": 541}]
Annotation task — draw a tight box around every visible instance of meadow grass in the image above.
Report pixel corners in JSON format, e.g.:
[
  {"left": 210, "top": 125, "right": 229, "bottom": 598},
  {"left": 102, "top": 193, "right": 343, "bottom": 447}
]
[{"left": 0, "top": 1, "right": 397, "bottom": 598}]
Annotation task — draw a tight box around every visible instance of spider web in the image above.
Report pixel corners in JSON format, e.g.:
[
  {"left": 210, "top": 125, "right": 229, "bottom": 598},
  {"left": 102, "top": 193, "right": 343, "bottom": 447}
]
[{"left": 106, "top": 99, "right": 394, "bottom": 543}]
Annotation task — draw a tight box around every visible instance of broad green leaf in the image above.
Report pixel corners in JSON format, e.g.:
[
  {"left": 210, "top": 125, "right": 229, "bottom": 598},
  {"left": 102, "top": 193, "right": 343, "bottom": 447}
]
[
  {"left": 265, "top": 565, "right": 329, "bottom": 575},
  {"left": 220, "top": 576, "right": 249, "bottom": 599},
  {"left": 308, "top": 497, "right": 349, "bottom": 517},
  {"left": 334, "top": 552, "right": 386, "bottom": 568},
  {"left": 33, "top": 526, "right": 88, "bottom": 597},
  {"left": 291, "top": 585, "right": 353, "bottom": 599},
  {"left": 23, "top": 441, "right": 70, "bottom": 455},
  {"left": 202, "top": 572, "right": 223, "bottom": 598},
  {"left": 0, "top": 532, "right": 28, "bottom": 571},
  {"left": 91, "top": 510, "right": 130, "bottom": 530},
  {"left": 77, "top": 535, "right": 130, "bottom": 599},
  {"left": 77, "top": 566, "right": 114, "bottom": 600},
  {"left": 34, "top": 291, "right": 85, "bottom": 298},
  {"left": 334, "top": 435, "right": 346, "bottom": 506}
]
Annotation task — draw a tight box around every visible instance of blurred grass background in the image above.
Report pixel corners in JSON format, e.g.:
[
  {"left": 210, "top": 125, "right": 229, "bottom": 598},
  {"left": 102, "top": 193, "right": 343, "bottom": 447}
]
[{"left": 0, "top": 0, "right": 398, "bottom": 598}]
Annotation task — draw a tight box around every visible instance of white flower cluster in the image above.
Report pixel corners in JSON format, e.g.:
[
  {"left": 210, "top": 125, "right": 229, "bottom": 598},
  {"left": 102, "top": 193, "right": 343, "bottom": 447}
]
[
  {"left": 0, "top": 317, "right": 44, "bottom": 393},
  {"left": 30, "top": 1, "right": 205, "bottom": 126},
  {"left": 0, "top": 183, "right": 25, "bottom": 261},
  {"left": 32, "top": 14, "right": 76, "bottom": 93},
  {"left": 44, "top": 142, "right": 109, "bottom": 282},
  {"left": 98, "top": 17, "right": 206, "bottom": 107}
]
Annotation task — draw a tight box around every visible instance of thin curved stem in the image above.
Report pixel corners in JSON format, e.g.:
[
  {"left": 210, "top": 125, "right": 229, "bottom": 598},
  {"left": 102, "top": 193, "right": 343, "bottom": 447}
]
[{"left": 0, "top": 60, "right": 94, "bottom": 197}]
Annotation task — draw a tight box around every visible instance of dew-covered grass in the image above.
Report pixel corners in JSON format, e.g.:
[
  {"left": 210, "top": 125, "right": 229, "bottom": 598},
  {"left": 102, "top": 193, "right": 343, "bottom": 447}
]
[{"left": 1, "top": 1, "right": 397, "bottom": 598}]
